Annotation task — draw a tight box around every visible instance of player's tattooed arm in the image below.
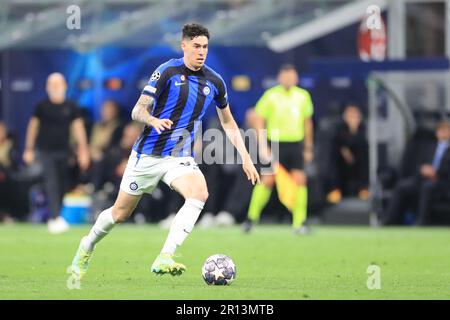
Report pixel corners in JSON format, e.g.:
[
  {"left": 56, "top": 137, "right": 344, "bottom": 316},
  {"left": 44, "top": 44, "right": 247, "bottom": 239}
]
[
  {"left": 131, "top": 94, "right": 173, "bottom": 134},
  {"left": 131, "top": 94, "right": 155, "bottom": 124}
]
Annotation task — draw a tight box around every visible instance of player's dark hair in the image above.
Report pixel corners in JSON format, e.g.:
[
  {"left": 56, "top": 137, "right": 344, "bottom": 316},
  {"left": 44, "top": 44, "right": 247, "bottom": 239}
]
[{"left": 182, "top": 23, "right": 210, "bottom": 40}]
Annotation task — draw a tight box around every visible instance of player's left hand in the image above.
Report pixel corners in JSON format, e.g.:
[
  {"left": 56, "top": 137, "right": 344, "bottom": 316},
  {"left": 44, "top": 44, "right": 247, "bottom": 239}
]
[{"left": 242, "top": 158, "right": 260, "bottom": 185}]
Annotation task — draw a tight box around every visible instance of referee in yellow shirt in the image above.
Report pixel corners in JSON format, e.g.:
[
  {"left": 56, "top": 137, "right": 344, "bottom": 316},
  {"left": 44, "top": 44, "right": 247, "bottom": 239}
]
[{"left": 243, "top": 64, "right": 314, "bottom": 234}]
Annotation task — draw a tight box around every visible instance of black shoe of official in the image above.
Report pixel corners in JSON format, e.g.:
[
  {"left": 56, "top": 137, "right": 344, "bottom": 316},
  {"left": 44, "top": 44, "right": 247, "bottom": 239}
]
[{"left": 241, "top": 219, "right": 253, "bottom": 233}]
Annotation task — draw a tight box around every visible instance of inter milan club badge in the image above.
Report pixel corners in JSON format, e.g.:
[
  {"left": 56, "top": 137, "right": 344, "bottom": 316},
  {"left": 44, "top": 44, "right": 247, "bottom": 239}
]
[
  {"left": 130, "top": 182, "right": 138, "bottom": 191},
  {"left": 180, "top": 75, "right": 186, "bottom": 82},
  {"left": 203, "top": 86, "right": 210, "bottom": 96}
]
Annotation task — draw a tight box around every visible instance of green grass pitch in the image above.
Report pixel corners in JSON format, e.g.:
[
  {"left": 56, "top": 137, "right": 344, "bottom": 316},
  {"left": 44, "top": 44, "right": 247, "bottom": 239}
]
[{"left": 1, "top": 224, "right": 450, "bottom": 299}]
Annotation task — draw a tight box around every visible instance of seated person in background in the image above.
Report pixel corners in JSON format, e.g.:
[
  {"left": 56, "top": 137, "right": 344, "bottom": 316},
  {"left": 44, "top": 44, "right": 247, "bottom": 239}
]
[
  {"left": 382, "top": 120, "right": 450, "bottom": 225},
  {"left": 0, "top": 121, "right": 13, "bottom": 169},
  {"left": 89, "top": 100, "right": 123, "bottom": 162},
  {"left": 398, "top": 112, "right": 437, "bottom": 180},
  {"left": 93, "top": 121, "right": 142, "bottom": 193},
  {"left": 327, "top": 104, "right": 368, "bottom": 203}
]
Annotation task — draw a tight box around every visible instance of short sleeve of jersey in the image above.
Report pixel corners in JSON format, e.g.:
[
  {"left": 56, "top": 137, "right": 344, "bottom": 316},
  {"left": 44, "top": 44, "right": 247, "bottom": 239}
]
[
  {"left": 142, "top": 62, "right": 171, "bottom": 99},
  {"left": 254, "top": 90, "right": 272, "bottom": 119},
  {"left": 302, "top": 91, "right": 314, "bottom": 118},
  {"left": 214, "top": 75, "right": 229, "bottom": 109}
]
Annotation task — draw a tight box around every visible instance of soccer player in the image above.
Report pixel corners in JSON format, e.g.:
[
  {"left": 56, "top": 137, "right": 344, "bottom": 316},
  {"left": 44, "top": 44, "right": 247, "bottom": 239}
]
[
  {"left": 71, "top": 23, "right": 259, "bottom": 278},
  {"left": 242, "top": 64, "right": 314, "bottom": 234}
]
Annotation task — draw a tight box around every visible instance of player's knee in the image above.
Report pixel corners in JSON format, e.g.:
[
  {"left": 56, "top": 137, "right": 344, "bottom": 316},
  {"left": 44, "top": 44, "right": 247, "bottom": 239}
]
[
  {"left": 186, "top": 187, "right": 208, "bottom": 202},
  {"left": 193, "top": 189, "right": 209, "bottom": 202}
]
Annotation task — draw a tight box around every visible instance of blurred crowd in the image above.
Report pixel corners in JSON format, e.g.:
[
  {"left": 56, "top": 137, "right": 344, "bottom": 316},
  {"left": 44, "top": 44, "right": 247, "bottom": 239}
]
[{"left": 1, "top": 72, "right": 450, "bottom": 228}]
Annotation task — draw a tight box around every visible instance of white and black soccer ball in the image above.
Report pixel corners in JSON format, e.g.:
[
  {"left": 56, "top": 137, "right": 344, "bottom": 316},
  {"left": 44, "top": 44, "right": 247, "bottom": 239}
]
[{"left": 202, "top": 254, "right": 236, "bottom": 285}]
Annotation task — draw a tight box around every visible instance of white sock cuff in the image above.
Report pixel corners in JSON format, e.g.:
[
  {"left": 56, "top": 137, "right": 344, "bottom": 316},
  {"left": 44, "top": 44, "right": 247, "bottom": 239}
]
[
  {"left": 185, "top": 198, "right": 205, "bottom": 210},
  {"left": 97, "top": 207, "right": 115, "bottom": 233}
]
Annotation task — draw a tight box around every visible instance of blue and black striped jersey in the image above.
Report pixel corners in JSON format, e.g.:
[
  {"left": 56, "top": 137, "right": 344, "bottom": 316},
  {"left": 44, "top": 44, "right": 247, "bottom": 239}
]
[{"left": 133, "top": 58, "right": 228, "bottom": 157}]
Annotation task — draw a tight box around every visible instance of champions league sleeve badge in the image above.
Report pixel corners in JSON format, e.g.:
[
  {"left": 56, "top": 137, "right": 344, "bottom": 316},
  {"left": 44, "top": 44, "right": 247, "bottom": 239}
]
[{"left": 150, "top": 70, "right": 161, "bottom": 82}]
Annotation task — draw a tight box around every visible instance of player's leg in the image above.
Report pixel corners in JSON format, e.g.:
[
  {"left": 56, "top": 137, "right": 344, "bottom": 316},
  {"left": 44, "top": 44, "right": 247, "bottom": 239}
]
[
  {"left": 245, "top": 174, "right": 274, "bottom": 229},
  {"left": 86, "top": 190, "right": 142, "bottom": 247},
  {"left": 152, "top": 171, "right": 207, "bottom": 275},
  {"left": 290, "top": 169, "right": 308, "bottom": 232},
  {"left": 71, "top": 191, "right": 141, "bottom": 278}
]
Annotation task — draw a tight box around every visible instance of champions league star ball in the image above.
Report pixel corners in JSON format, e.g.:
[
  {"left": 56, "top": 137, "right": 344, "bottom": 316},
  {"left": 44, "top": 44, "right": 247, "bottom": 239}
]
[{"left": 202, "top": 254, "right": 236, "bottom": 285}]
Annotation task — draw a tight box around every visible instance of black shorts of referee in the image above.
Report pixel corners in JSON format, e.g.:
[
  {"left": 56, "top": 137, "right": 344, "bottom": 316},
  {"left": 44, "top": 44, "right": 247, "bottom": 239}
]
[{"left": 256, "top": 140, "right": 304, "bottom": 175}]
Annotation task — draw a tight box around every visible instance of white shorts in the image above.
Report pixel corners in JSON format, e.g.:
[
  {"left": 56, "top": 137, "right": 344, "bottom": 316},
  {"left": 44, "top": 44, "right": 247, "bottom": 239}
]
[{"left": 120, "top": 151, "right": 203, "bottom": 196}]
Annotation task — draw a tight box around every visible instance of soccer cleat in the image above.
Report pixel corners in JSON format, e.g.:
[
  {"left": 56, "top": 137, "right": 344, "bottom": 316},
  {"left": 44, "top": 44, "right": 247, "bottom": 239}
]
[
  {"left": 70, "top": 237, "right": 94, "bottom": 279},
  {"left": 151, "top": 253, "right": 186, "bottom": 276}
]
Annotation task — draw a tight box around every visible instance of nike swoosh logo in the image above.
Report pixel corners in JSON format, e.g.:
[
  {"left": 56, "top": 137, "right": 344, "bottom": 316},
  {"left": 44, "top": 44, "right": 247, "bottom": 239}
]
[
  {"left": 174, "top": 82, "right": 186, "bottom": 86},
  {"left": 183, "top": 229, "right": 190, "bottom": 234}
]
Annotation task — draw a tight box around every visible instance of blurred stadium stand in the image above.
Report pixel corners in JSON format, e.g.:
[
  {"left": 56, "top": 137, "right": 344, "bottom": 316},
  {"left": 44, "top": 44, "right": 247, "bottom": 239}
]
[{"left": 1, "top": 0, "right": 450, "bottom": 226}]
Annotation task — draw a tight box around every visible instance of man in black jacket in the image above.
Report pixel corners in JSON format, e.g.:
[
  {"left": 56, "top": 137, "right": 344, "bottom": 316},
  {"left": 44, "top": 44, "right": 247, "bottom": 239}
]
[{"left": 382, "top": 120, "right": 450, "bottom": 225}]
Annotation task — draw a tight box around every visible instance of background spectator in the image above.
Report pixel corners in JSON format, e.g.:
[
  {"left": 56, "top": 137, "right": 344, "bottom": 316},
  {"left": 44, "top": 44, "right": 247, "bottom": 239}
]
[
  {"left": 89, "top": 100, "right": 124, "bottom": 163},
  {"left": 326, "top": 104, "right": 369, "bottom": 203},
  {"left": 22, "top": 72, "right": 90, "bottom": 233},
  {"left": 92, "top": 121, "right": 142, "bottom": 195},
  {"left": 0, "top": 121, "right": 13, "bottom": 169},
  {"left": 0, "top": 121, "right": 14, "bottom": 222},
  {"left": 382, "top": 120, "right": 450, "bottom": 225}
]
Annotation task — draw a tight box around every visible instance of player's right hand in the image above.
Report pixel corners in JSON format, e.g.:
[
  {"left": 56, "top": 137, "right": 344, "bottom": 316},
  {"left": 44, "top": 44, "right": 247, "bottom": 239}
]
[
  {"left": 243, "top": 159, "right": 260, "bottom": 185},
  {"left": 150, "top": 118, "right": 173, "bottom": 134},
  {"left": 23, "top": 149, "right": 35, "bottom": 165}
]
